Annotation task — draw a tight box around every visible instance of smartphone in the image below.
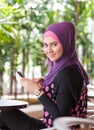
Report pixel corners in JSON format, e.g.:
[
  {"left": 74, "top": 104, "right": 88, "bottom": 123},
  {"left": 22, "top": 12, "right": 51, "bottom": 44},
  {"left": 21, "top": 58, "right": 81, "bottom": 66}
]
[{"left": 17, "top": 71, "right": 24, "bottom": 77}]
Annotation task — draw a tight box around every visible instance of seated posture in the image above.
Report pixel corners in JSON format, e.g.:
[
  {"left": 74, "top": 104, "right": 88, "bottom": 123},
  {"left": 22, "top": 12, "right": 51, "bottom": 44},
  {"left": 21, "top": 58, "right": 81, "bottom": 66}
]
[{"left": 0, "top": 21, "right": 89, "bottom": 130}]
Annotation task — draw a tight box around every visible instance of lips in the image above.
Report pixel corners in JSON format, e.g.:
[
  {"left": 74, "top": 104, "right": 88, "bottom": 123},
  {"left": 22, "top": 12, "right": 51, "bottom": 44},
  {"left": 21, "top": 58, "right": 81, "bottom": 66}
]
[{"left": 48, "top": 54, "right": 55, "bottom": 58}]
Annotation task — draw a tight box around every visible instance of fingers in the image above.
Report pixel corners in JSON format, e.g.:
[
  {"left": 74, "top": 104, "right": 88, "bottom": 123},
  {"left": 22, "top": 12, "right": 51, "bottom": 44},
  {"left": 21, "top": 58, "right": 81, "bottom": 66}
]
[{"left": 32, "top": 77, "right": 44, "bottom": 83}]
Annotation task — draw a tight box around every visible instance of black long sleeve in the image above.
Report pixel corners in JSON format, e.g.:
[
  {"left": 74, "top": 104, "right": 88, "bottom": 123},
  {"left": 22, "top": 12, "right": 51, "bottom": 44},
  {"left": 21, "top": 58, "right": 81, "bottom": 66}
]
[{"left": 39, "top": 66, "right": 83, "bottom": 119}]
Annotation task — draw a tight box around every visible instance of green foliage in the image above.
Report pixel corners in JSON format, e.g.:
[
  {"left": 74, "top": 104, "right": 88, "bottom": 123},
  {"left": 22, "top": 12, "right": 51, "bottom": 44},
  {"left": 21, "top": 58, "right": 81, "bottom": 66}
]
[
  {"left": 0, "top": 0, "right": 94, "bottom": 95},
  {"left": 0, "top": 88, "right": 3, "bottom": 97}
]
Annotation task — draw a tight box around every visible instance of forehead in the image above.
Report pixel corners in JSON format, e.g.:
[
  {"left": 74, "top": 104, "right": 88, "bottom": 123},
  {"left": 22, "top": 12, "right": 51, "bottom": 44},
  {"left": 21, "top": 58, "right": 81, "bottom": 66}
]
[{"left": 43, "top": 36, "right": 58, "bottom": 44}]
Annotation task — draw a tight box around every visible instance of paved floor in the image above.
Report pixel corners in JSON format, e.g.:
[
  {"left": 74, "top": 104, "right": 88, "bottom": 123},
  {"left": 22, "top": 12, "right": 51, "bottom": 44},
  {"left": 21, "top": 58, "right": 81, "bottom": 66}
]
[{"left": 21, "top": 104, "right": 43, "bottom": 119}]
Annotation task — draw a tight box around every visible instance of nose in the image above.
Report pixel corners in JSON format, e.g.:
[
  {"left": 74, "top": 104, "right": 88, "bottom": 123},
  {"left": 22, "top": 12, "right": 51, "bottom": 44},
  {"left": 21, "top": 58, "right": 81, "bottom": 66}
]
[{"left": 47, "top": 46, "right": 52, "bottom": 53}]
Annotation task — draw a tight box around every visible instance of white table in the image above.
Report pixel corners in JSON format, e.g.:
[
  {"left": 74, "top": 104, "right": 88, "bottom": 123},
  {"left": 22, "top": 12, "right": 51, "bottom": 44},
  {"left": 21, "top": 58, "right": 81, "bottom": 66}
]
[{"left": 0, "top": 99, "right": 28, "bottom": 110}]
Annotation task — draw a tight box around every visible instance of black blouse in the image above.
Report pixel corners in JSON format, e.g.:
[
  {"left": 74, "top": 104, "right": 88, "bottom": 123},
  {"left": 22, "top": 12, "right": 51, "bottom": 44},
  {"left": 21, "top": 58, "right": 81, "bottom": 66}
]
[{"left": 39, "top": 65, "right": 87, "bottom": 128}]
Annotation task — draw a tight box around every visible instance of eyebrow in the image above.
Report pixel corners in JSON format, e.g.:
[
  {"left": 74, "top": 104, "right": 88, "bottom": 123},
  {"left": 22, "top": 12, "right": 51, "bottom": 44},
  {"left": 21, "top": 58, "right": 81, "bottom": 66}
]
[{"left": 43, "top": 41, "right": 57, "bottom": 45}]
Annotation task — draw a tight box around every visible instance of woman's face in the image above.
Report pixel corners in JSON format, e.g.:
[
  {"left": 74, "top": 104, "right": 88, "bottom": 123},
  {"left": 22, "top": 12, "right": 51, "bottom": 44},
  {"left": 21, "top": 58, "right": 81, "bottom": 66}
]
[{"left": 43, "top": 36, "right": 63, "bottom": 62}]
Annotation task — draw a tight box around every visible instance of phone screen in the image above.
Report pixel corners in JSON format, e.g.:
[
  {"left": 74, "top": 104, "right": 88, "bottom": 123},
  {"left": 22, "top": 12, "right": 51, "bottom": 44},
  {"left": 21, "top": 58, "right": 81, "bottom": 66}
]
[{"left": 17, "top": 71, "right": 24, "bottom": 77}]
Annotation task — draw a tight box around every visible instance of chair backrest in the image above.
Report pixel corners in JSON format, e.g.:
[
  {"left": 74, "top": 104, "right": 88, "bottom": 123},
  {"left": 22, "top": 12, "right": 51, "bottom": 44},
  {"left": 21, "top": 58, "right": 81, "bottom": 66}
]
[
  {"left": 41, "top": 126, "right": 71, "bottom": 130},
  {"left": 53, "top": 117, "right": 94, "bottom": 130},
  {"left": 40, "top": 127, "right": 57, "bottom": 130}
]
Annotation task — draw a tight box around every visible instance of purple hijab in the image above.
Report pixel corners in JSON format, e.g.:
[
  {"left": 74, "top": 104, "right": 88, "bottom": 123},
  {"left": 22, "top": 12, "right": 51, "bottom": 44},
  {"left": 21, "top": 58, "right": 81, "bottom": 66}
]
[{"left": 43, "top": 22, "right": 89, "bottom": 86}]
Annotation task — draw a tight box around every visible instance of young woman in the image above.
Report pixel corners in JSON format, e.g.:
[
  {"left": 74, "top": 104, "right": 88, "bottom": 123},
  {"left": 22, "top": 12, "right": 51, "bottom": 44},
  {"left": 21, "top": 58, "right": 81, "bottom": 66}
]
[{"left": 0, "top": 22, "right": 89, "bottom": 130}]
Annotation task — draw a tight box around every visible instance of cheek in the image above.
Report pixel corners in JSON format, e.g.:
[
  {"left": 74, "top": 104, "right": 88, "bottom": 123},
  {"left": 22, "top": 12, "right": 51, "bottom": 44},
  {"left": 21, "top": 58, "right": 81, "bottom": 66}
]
[
  {"left": 60, "top": 48, "right": 63, "bottom": 55},
  {"left": 57, "top": 47, "right": 63, "bottom": 57},
  {"left": 43, "top": 49, "right": 47, "bottom": 55}
]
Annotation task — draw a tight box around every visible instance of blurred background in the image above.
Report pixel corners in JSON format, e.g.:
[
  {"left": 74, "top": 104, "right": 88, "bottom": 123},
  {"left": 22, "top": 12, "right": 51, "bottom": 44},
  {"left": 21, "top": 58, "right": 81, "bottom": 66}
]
[{"left": 0, "top": 0, "right": 94, "bottom": 104}]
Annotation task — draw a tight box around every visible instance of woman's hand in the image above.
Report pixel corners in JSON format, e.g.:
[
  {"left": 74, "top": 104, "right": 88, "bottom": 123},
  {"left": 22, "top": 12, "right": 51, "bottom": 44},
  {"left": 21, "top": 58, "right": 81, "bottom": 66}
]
[
  {"left": 21, "top": 77, "right": 43, "bottom": 94},
  {"left": 32, "top": 77, "right": 44, "bottom": 85}
]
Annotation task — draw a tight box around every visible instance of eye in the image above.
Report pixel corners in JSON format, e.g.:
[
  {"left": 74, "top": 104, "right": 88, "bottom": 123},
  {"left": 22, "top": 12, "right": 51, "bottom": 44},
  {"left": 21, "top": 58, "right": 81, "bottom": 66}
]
[
  {"left": 52, "top": 42, "right": 57, "bottom": 47},
  {"left": 43, "top": 43, "right": 48, "bottom": 48}
]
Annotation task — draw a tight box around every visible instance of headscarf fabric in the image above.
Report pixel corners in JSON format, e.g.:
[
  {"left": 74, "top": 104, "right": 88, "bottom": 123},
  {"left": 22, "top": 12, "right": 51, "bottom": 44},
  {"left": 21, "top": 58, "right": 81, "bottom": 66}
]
[{"left": 43, "top": 22, "right": 89, "bottom": 86}]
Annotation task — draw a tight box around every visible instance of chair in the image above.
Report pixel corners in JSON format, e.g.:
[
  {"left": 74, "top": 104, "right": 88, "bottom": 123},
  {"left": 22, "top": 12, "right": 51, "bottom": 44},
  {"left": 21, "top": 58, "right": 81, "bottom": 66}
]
[
  {"left": 40, "top": 127, "right": 56, "bottom": 130},
  {"left": 53, "top": 117, "right": 94, "bottom": 130},
  {"left": 87, "top": 101, "right": 94, "bottom": 117}
]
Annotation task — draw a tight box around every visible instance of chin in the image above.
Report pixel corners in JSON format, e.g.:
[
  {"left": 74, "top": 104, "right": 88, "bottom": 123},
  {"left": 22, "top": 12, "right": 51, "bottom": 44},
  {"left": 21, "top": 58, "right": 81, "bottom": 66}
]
[{"left": 50, "top": 59, "right": 57, "bottom": 62}]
